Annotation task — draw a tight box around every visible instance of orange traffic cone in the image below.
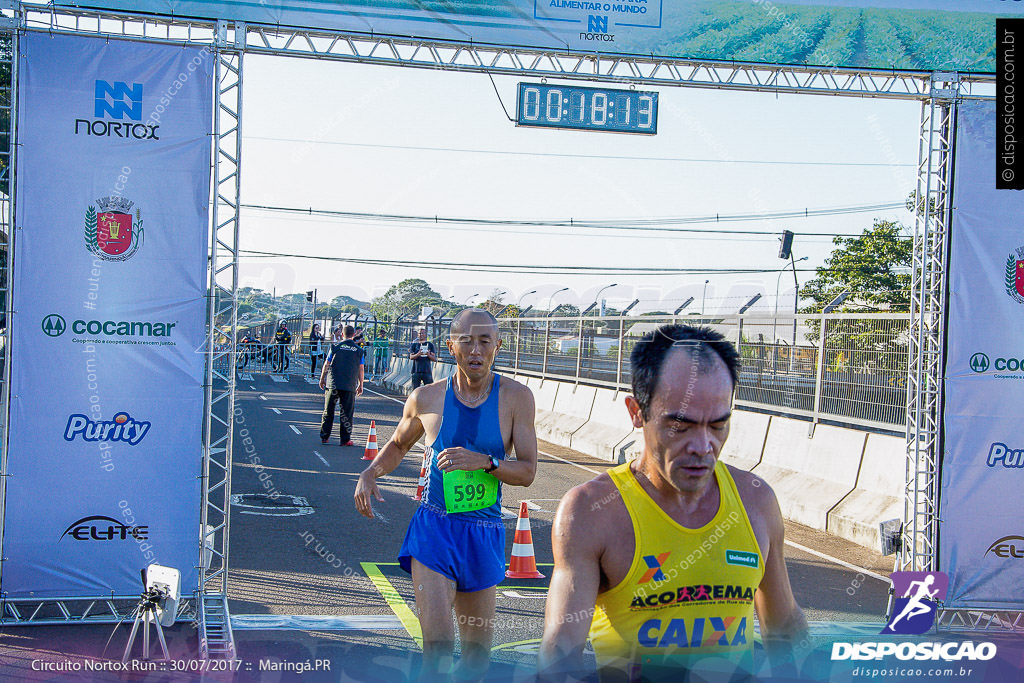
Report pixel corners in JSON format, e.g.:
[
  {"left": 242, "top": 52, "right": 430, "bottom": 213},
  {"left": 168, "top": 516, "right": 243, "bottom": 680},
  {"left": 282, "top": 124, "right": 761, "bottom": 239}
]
[
  {"left": 414, "top": 450, "right": 429, "bottom": 501},
  {"left": 506, "top": 501, "right": 545, "bottom": 579},
  {"left": 362, "top": 420, "right": 378, "bottom": 461}
]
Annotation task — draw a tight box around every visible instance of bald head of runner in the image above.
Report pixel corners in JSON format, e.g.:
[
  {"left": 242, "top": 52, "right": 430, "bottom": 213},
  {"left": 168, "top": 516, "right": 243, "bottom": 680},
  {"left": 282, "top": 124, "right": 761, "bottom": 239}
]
[{"left": 448, "top": 308, "right": 502, "bottom": 378}]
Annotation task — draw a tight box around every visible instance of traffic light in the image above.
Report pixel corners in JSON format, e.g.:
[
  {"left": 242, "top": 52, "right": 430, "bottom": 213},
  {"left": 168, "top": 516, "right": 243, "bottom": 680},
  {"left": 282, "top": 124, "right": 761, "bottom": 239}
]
[
  {"left": 778, "top": 230, "right": 794, "bottom": 260},
  {"left": 306, "top": 290, "right": 314, "bottom": 303}
]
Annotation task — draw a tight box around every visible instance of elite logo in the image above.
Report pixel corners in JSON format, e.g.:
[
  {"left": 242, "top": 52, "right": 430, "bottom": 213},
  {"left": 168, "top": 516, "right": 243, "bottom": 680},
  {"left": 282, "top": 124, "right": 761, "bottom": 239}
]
[
  {"left": 59, "top": 515, "right": 148, "bottom": 542},
  {"left": 882, "top": 571, "right": 948, "bottom": 635},
  {"left": 86, "top": 196, "right": 144, "bottom": 260},
  {"left": 639, "top": 552, "right": 670, "bottom": 583}
]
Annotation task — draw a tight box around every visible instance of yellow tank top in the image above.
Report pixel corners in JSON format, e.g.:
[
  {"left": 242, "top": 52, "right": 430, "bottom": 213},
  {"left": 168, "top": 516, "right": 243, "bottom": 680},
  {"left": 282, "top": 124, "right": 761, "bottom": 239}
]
[{"left": 588, "top": 460, "right": 764, "bottom": 674}]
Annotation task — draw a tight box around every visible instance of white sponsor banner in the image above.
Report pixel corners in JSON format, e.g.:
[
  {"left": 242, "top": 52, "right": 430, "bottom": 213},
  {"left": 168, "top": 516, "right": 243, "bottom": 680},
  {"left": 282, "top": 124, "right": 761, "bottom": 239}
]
[
  {"left": 942, "top": 100, "right": 1024, "bottom": 608},
  {"left": 4, "top": 33, "right": 212, "bottom": 598}
]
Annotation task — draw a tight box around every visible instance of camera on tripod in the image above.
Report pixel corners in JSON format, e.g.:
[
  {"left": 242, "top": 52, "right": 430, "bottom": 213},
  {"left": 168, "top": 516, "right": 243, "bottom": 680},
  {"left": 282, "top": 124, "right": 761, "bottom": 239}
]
[{"left": 119, "top": 564, "right": 181, "bottom": 662}]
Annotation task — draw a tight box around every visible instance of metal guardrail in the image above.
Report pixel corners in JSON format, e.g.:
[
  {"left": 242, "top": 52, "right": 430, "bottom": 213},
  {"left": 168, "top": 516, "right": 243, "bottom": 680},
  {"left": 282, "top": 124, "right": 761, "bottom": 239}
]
[{"left": 222, "top": 312, "right": 910, "bottom": 432}]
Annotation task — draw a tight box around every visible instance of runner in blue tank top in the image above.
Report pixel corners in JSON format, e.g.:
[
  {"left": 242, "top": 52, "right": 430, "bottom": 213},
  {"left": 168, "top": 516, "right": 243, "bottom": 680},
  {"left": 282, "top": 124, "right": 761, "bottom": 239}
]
[{"left": 355, "top": 308, "right": 538, "bottom": 680}]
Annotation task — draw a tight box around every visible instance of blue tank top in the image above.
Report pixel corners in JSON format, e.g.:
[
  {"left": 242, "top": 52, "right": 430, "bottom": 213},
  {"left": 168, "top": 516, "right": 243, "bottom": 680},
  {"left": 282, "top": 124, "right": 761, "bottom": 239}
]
[{"left": 421, "top": 374, "right": 505, "bottom": 520}]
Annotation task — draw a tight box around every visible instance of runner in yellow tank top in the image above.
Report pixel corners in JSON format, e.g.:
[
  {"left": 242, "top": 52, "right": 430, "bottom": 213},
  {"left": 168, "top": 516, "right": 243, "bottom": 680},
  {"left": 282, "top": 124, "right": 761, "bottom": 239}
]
[{"left": 539, "top": 324, "right": 807, "bottom": 681}]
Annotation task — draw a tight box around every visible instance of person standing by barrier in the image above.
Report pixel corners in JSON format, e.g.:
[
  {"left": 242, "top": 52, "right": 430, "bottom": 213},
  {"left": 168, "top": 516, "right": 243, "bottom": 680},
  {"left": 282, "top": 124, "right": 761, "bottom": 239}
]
[
  {"left": 409, "top": 327, "right": 436, "bottom": 389},
  {"left": 319, "top": 325, "right": 364, "bottom": 446},
  {"left": 308, "top": 323, "right": 325, "bottom": 378},
  {"left": 373, "top": 329, "right": 390, "bottom": 379},
  {"left": 539, "top": 324, "right": 807, "bottom": 680},
  {"left": 354, "top": 309, "right": 539, "bottom": 680}
]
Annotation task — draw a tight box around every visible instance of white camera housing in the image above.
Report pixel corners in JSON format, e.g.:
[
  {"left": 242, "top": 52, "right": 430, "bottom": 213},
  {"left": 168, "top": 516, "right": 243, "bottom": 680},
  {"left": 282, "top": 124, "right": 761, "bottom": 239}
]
[{"left": 146, "top": 564, "right": 180, "bottom": 627}]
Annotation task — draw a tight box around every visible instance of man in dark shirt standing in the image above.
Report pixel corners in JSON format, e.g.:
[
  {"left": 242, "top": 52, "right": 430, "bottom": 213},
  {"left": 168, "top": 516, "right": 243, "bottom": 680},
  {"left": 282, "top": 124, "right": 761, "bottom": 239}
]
[
  {"left": 409, "top": 327, "right": 436, "bottom": 389},
  {"left": 319, "top": 325, "right": 364, "bottom": 446}
]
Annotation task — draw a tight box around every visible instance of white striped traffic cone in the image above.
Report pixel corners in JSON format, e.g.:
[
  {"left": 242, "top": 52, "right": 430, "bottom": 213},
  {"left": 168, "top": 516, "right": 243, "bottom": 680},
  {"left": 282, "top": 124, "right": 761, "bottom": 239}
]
[
  {"left": 414, "top": 450, "right": 429, "bottom": 501},
  {"left": 361, "top": 420, "right": 378, "bottom": 461},
  {"left": 506, "top": 501, "right": 544, "bottom": 579}
]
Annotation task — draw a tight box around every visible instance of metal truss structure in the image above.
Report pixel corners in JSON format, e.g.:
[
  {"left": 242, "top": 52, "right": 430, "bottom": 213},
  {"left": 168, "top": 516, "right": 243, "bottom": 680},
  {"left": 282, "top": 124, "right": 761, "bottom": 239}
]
[
  {"left": 898, "top": 73, "right": 957, "bottom": 606},
  {"left": 0, "top": 0, "right": 1010, "bottom": 653}
]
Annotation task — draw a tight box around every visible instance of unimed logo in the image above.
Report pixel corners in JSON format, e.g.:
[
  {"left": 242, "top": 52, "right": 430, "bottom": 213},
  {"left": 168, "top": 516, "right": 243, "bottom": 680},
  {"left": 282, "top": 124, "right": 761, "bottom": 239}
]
[{"left": 94, "top": 80, "right": 142, "bottom": 121}]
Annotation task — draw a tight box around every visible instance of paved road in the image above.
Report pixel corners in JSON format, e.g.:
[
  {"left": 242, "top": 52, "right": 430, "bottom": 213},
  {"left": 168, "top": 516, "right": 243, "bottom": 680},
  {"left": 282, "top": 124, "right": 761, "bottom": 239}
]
[{"left": 226, "top": 370, "right": 895, "bottom": 667}]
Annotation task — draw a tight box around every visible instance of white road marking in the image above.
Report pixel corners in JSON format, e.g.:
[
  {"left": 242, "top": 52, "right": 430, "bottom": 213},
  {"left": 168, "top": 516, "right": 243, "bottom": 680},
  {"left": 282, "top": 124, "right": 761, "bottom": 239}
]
[
  {"left": 289, "top": 425, "right": 301, "bottom": 435},
  {"left": 539, "top": 450, "right": 601, "bottom": 475},
  {"left": 259, "top": 395, "right": 267, "bottom": 401},
  {"left": 271, "top": 407, "right": 282, "bottom": 415},
  {"left": 249, "top": 385, "right": 257, "bottom": 390},
  {"left": 502, "top": 590, "right": 548, "bottom": 600},
  {"left": 784, "top": 540, "right": 889, "bottom": 584},
  {"left": 231, "top": 614, "right": 404, "bottom": 631},
  {"left": 313, "top": 450, "right": 329, "bottom": 466}
]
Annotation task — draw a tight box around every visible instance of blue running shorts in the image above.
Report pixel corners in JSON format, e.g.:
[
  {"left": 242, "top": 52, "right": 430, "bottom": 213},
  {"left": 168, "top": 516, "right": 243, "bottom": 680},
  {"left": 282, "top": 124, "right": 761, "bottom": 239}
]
[{"left": 398, "top": 504, "right": 506, "bottom": 593}]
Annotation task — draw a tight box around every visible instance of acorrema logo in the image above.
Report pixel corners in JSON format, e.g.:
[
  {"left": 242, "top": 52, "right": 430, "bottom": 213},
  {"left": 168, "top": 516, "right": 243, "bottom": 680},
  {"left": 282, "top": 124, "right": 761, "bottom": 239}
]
[
  {"left": 831, "top": 642, "right": 996, "bottom": 662},
  {"left": 59, "top": 515, "right": 148, "bottom": 542}
]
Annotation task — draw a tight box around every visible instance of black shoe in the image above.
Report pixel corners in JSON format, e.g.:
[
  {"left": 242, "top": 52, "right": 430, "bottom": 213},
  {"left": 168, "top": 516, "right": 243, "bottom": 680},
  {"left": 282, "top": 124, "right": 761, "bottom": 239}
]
[{"left": 321, "top": 437, "right": 328, "bottom": 444}]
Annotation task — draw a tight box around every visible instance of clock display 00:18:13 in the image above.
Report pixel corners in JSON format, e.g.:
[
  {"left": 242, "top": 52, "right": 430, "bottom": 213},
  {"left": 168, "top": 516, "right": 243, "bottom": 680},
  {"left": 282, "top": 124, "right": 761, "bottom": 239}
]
[{"left": 517, "top": 84, "right": 657, "bottom": 134}]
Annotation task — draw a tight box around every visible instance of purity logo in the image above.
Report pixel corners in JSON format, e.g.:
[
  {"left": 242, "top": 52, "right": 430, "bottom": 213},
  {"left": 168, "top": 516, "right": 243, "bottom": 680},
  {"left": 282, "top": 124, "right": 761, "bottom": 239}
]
[
  {"left": 883, "top": 571, "right": 948, "bottom": 635},
  {"left": 64, "top": 412, "right": 151, "bottom": 445}
]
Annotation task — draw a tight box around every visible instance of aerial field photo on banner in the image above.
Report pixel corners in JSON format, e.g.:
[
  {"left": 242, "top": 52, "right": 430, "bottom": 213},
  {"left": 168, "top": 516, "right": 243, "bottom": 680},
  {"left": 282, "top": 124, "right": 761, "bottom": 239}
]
[{"left": 58, "top": 0, "right": 1022, "bottom": 72}]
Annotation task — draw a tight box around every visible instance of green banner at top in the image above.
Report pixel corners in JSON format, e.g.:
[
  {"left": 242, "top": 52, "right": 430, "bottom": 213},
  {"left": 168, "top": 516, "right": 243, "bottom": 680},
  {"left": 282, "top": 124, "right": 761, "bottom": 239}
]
[{"left": 55, "top": 0, "right": 1022, "bottom": 73}]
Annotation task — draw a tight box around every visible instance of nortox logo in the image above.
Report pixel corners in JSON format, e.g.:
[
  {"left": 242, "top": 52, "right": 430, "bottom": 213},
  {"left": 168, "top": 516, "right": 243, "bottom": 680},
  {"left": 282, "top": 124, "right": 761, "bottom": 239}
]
[
  {"left": 985, "top": 535, "right": 1024, "bottom": 559},
  {"left": 59, "top": 515, "right": 148, "bottom": 542},
  {"left": 42, "top": 314, "right": 66, "bottom": 337},
  {"left": 75, "top": 79, "right": 159, "bottom": 140},
  {"left": 581, "top": 14, "right": 615, "bottom": 41},
  {"left": 94, "top": 80, "right": 142, "bottom": 121},
  {"left": 64, "top": 412, "right": 151, "bottom": 445},
  {"left": 882, "top": 571, "right": 948, "bottom": 635}
]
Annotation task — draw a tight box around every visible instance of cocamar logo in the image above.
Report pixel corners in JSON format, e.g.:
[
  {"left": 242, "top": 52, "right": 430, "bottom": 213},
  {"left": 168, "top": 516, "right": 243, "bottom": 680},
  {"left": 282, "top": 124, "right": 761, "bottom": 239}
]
[
  {"left": 42, "top": 314, "right": 176, "bottom": 339},
  {"left": 970, "top": 352, "right": 1024, "bottom": 373}
]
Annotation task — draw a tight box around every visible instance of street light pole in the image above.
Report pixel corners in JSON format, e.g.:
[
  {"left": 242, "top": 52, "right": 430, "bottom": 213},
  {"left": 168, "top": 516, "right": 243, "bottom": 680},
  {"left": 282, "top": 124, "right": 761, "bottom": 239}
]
[
  {"left": 543, "top": 287, "right": 568, "bottom": 375},
  {"left": 701, "top": 280, "right": 710, "bottom": 316},
  {"left": 593, "top": 283, "right": 617, "bottom": 317}
]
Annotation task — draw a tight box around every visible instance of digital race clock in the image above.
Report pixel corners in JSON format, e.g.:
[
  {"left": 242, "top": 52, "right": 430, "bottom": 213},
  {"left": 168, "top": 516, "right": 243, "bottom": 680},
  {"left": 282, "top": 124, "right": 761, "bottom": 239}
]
[{"left": 516, "top": 82, "right": 658, "bottom": 135}]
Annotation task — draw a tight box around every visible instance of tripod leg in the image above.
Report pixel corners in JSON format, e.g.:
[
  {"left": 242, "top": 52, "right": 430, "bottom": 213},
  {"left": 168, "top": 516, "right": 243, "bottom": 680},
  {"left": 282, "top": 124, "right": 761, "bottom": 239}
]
[
  {"left": 122, "top": 608, "right": 143, "bottom": 664},
  {"left": 143, "top": 609, "right": 151, "bottom": 660},
  {"left": 153, "top": 615, "right": 170, "bottom": 660}
]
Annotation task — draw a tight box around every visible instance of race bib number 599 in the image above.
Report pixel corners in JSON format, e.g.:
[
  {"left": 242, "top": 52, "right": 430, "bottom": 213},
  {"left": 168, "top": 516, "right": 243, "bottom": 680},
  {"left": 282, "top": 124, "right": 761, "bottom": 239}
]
[{"left": 443, "top": 469, "right": 498, "bottom": 513}]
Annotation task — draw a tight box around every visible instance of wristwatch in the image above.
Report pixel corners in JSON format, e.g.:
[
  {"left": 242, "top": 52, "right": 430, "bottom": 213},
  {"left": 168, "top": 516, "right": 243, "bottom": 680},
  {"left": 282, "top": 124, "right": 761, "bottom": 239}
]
[{"left": 485, "top": 455, "right": 500, "bottom": 473}]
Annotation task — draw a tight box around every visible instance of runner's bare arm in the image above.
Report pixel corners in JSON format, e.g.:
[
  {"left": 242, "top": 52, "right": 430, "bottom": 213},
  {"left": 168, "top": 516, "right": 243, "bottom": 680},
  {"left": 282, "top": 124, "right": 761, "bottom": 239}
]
[
  {"left": 436, "top": 383, "right": 537, "bottom": 486},
  {"left": 538, "top": 486, "right": 601, "bottom": 680},
  {"left": 354, "top": 388, "right": 426, "bottom": 518},
  {"left": 752, "top": 480, "right": 808, "bottom": 652}
]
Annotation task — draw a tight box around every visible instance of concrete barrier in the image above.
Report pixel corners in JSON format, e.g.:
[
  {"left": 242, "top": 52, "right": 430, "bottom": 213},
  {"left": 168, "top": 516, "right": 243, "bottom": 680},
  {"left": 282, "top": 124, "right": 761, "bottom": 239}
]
[
  {"left": 432, "top": 361, "right": 456, "bottom": 382},
  {"left": 569, "top": 388, "right": 636, "bottom": 463},
  {"left": 380, "top": 356, "right": 401, "bottom": 388},
  {"left": 827, "top": 433, "right": 905, "bottom": 551},
  {"left": 535, "top": 384, "right": 597, "bottom": 450},
  {"left": 717, "top": 412, "right": 771, "bottom": 473},
  {"left": 386, "top": 357, "right": 412, "bottom": 393},
  {"left": 751, "top": 417, "right": 866, "bottom": 532}
]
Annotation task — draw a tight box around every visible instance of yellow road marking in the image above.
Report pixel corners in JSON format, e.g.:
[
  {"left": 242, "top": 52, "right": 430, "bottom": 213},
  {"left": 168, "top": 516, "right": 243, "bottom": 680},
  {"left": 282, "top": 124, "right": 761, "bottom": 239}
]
[{"left": 361, "top": 562, "right": 422, "bottom": 648}]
